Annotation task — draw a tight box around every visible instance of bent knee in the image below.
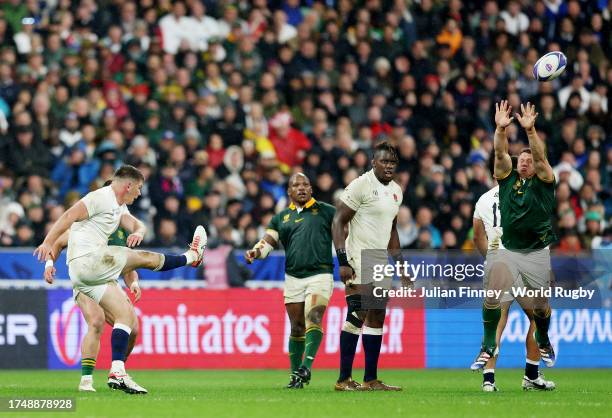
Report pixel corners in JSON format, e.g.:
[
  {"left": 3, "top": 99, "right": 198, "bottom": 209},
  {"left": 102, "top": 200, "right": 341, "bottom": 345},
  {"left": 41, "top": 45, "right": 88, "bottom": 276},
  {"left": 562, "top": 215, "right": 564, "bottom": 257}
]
[{"left": 306, "top": 306, "right": 325, "bottom": 326}]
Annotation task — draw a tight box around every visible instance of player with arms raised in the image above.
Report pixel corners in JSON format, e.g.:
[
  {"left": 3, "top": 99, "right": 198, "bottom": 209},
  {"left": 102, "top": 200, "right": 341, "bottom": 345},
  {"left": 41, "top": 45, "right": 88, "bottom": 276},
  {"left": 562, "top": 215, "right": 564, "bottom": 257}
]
[
  {"left": 332, "top": 142, "right": 403, "bottom": 391},
  {"left": 472, "top": 155, "right": 554, "bottom": 391},
  {"left": 246, "top": 173, "right": 335, "bottom": 388},
  {"left": 471, "top": 101, "right": 557, "bottom": 391},
  {"left": 34, "top": 165, "right": 207, "bottom": 394}
]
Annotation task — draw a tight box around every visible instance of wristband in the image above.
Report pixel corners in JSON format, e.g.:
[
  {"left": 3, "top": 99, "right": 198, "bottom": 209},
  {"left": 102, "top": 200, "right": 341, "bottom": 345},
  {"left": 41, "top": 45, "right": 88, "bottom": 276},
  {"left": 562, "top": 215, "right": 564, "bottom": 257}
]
[
  {"left": 45, "top": 259, "right": 54, "bottom": 268},
  {"left": 336, "top": 248, "right": 350, "bottom": 267}
]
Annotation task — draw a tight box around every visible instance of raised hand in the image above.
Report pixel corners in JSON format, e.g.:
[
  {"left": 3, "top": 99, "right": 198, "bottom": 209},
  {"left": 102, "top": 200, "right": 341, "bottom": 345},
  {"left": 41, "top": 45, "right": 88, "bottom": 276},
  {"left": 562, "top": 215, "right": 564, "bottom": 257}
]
[
  {"left": 515, "top": 102, "right": 538, "bottom": 130},
  {"left": 494, "top": 100, "right": 514, "bottom": 128}
]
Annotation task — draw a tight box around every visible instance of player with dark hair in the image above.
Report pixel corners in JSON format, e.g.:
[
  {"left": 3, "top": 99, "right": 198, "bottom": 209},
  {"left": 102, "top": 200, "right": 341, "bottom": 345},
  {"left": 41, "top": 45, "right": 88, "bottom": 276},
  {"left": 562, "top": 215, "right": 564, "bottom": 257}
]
[
  {"left": 35, "top": 165, "right": 208, "bottom": 394},
  {"left": 246, "top": 173, "right": 335, "bottom": 388},
  {"left": 44, "top": 180, "right": 141, "bottom": 392},
  {"left": 332, "top": 141, "right": 404, "bottom": 391},
  {"left": 471, "top": 101, "right": 557, "bottom": 391}
]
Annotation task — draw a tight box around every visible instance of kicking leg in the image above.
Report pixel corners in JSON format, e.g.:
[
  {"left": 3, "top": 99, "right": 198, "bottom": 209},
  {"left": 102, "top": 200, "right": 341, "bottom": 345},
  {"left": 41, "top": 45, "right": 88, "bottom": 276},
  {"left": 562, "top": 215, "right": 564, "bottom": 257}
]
[
  {"left": 76, "top": 293, "right": 106, "bottom": 392},
  {"left": 122, "top": 226, "right": 207, "bottom": 273}
]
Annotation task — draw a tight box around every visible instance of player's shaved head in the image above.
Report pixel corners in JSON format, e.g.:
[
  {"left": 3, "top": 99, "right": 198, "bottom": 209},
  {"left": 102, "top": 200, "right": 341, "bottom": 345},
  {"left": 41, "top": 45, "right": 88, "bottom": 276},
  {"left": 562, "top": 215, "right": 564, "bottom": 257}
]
[
  {"left": 288, "top": 172, "right": 310, "bottom": 188},
  {"left": 287, "top": 173, "right": 312, "bottom": 207}
]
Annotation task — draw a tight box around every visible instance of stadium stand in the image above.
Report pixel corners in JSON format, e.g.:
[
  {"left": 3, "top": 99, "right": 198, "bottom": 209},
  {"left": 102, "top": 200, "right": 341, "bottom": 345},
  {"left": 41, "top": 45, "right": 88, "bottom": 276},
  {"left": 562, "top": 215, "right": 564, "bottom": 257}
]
[{"left": 0, "top": 0, "right": 609, "bottom": 263}]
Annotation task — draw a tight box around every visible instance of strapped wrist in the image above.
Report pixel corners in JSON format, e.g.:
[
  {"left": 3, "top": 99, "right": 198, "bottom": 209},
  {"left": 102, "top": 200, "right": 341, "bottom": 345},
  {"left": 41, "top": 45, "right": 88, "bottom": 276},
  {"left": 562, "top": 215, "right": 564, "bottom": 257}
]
[{"left": 336, "top": 248, "right": 350, "bottom": 267}]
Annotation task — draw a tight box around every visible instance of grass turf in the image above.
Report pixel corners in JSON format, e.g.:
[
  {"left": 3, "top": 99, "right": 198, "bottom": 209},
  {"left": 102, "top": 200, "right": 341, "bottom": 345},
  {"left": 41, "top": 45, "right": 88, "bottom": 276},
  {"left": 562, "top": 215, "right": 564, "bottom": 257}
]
[{"left": 0, "top": 369, "right": 610, "bottom": 418}]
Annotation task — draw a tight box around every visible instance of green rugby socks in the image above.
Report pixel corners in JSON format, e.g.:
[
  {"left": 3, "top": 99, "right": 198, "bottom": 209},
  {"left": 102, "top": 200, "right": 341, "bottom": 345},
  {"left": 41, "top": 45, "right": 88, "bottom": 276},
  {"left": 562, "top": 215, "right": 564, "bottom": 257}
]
[
  {"left": 302, "top": 326, "right": 323, "bottom": 370},
  {"left": 288, "top": 336, "right": 305, "bottom": 372},
  {"left": 482, "top": 302, "right": 501, "bottom": 350}
]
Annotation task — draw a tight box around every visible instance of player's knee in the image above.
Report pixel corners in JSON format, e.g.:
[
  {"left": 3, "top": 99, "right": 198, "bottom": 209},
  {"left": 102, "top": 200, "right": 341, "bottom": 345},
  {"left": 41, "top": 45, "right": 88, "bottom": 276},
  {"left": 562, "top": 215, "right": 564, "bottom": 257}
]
[
  {"left": 345, "top": 294, "right": 365, "bottom": 327},
  {"left": 305, "top": 305, "right": 325, "bottom": 327},
  {"left": 533, "top": 306, "right": 550, "bottom": 318},
  {"left": 365, "top": 310, "right": 385, "bottom": 328},
  {"left": 142, "top": 251, "right": 160, "bottom": 270},
  {"left": 89, "top": 314, "right": 105, "bottom": 335},
  {"left": 485, "top": 295, "right": 501, "bottom": 306},
  {"left": 291, "top": 324, "right": 305, "bottom": 337}
]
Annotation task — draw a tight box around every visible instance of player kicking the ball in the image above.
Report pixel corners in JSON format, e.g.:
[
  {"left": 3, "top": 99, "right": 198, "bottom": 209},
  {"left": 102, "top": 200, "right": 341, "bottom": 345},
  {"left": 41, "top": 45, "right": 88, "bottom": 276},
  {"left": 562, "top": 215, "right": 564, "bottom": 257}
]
[
  {"left": 472, "top": 155, "right": 554, "bottom": 392},
  {"left": 471, "top": 101, "right": 556, "bottom": 391},
  {"left": 246, "top": 173, "right": 335, "bottom": 389},
  {"left": 34, "top": 165, "right": 207, "bottom": 395},
  {"left": 332, "top": 142, "right": 404, "bottom": 391},
  {"left": 45, "top": 181, "right": 143, "bottom": 392}
]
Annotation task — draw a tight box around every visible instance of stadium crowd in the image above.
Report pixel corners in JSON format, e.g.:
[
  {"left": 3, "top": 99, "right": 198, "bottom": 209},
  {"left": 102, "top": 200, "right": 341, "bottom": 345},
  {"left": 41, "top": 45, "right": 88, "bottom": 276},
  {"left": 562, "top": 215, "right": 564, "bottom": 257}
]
[{"left": 0, "top": 0, "right": 610, "bottom": 255}]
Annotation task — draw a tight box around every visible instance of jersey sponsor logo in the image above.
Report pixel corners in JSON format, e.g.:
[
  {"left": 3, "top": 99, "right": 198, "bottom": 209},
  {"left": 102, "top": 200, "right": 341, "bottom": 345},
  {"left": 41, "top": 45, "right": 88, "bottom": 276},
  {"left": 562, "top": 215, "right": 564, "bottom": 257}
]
[
  {"left": 311, "top": 208, "right": 318, "bottom": 215},
  {"left": 49, "top": 296, "right": 86, "bottom": 367},
  {"left": 294, "top": 218, "right": 304, "bottom": 223}
]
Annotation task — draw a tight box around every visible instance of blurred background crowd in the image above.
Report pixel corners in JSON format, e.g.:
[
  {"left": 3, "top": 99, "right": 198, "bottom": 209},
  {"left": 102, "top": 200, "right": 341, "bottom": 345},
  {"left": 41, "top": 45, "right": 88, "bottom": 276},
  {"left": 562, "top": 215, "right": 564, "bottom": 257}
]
[{"left": 0, "top": 0, "right": 610, "bottom": 254}]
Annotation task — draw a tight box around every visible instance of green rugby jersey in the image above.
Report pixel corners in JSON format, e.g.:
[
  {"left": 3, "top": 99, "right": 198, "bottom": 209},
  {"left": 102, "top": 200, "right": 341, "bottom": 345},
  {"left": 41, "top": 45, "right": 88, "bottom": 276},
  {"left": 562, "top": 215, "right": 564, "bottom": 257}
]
[
  {"left": 267, "top": 198, "right": 335, "bottom": 278},
  {"left": 108, "top": 227, "right": 128, "bottom": 246},
  {"left": 498, "top": 170, "right": 557, "bottom": 250}
]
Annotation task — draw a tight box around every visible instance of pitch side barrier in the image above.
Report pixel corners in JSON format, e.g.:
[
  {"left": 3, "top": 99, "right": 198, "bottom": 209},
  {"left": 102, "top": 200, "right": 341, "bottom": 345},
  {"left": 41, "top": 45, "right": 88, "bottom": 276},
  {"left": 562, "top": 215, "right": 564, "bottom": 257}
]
[{"left": 0, "top": 249, "right": 610, "bottom": 369}]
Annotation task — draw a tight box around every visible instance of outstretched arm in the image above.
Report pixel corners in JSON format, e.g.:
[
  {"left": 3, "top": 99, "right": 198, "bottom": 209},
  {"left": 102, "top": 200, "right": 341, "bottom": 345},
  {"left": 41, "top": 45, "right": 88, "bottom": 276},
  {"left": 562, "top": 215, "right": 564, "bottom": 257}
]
[
  {"left": 493, "top": 100, "right": 514, "bottom": 180},
  {"left": 35, "top": 201, "right": 88, "bottom": 261},
  {"left": 516, "top": 102, "right": 554, "bottom": 182},
  {"left": 332, "top": 202, "right": 356, "bottom": 285},
  {"left": 245, "top": 232, "right": 278, "bottom": 264},
  {"left": 43, "top": 230, "right": 70, "bottom": 284}
]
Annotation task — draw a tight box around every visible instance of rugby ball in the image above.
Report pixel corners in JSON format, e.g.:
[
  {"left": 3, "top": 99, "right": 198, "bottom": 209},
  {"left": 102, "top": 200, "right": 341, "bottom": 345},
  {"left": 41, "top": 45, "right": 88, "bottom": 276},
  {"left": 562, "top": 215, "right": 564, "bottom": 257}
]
[{"left": 533, "top": 51, "right": 567, "bottom": 81}]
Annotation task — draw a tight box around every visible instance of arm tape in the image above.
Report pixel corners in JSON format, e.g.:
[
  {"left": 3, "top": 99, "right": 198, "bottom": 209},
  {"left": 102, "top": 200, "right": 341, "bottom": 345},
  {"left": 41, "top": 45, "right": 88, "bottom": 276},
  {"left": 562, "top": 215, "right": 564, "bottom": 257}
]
[
  {"left": 45, "top": 259, "right": 54, "bottom": 268},
  {"left": 254, "top": 239, "right": 273, "bottom": 259}
]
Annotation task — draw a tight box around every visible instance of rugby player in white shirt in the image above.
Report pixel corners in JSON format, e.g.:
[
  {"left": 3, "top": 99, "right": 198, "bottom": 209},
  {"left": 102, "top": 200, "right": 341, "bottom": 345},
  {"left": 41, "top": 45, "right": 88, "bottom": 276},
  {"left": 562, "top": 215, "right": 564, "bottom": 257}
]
[
  {"left": 332, "top": 142, "right": 404, "bottom": 391},
  {"left": 34, "top": 165, "right": 207, "bottom": 394}
]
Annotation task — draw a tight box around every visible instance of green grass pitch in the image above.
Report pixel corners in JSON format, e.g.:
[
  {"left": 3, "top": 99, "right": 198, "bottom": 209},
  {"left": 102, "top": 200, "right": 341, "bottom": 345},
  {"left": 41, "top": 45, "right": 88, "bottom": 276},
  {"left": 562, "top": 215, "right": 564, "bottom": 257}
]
[{"left": 0, "top": 369, "right": 610, "bottom": 418}]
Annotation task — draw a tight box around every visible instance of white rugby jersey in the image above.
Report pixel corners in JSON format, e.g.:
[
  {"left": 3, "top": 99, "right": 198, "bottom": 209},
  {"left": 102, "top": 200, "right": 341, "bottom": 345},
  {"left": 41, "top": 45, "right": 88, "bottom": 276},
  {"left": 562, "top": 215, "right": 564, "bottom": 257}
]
[
  {"left": 341, "top": 169, "right": 402, "bottom": 260},
  {"left": 67, "top": 186, "right": 129, "bottom": 262},
  {"left": 473, "top": 185, "right": 505, "bottom": 250}
]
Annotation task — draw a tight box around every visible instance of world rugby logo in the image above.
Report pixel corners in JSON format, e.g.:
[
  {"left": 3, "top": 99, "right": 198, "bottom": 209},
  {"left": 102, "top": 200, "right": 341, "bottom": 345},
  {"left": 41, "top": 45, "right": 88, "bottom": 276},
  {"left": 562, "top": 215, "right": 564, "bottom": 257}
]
[{"left": 50, "top": 298, "right": 87, "bottom": 366}]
